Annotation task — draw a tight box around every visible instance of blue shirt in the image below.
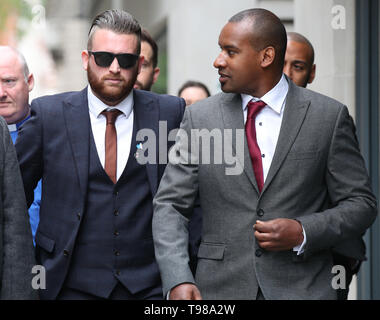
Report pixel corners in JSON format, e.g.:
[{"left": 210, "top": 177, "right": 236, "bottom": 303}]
[{"left": 9, "top": 117, "right": 40, "bottom": 245}]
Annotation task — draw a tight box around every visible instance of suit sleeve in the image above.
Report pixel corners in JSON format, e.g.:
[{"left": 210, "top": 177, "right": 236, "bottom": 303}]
[
  {"left": 298, "top": 106, "right": 377, "bottom": 257},
  {"left": 153, "top": 107, "right": 199, "bottom": 296},
  {"left": 15, "top": 100, "right": 43, "bottom": 208},
  {"left": 0, "top": 118, "right": 38, "bottom": 299}
]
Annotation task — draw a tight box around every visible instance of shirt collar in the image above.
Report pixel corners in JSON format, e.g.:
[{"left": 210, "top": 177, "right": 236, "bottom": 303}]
[
  {"left": 241, "top": 73, "right": 289, "bottom": 115},
  {"left": 87, "top": 85, "right": 134, "bottom": 119},
  {"left": 7, "top": 113, "right": 31, "bottom": 132}
]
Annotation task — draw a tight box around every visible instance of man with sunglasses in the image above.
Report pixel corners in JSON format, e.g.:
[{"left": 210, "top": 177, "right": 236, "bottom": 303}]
[{"left": 16, "top": 9, "right": 185, "bottom": 300}]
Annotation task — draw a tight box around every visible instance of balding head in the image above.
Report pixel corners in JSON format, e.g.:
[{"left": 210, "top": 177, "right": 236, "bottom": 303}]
[
  {"left": 284, "top": 32, "right": 316, "bottom": 87},
  {"left": 287, "top": 32, "right": 314, "bottom": 65},
  {"left": 0, "top": 46, "right": 30, "bottom": 82},
  {"left": 0, "top": 46, "right": 33, "bottom": 124},
  {"left": 229, "top": 8, "right": 287, "bottom": 71}
]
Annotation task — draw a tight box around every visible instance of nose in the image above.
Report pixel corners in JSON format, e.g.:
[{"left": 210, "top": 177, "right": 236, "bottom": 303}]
[
  {"left": 109, "top": 57, "right": 121, "bottom": 73},
  {"left": 213, "top": 52, "right": 226, "bottom": 69}
]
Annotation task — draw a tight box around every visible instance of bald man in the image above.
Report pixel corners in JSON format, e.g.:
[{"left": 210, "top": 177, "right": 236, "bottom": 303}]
[
  {"left": 284, "top": 33, "right": 365, "bottom": 301},
  {"left": 284, "top": 32, "right": 316, "bottom": 88},
  {"left": 0, "top": 46, "right": 41, "bottom": 243},
  {"left": 152, "top": 8, "right": 376, "bottom": 300}
]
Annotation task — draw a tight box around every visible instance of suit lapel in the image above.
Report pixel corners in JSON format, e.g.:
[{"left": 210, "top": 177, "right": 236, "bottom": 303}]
[
  {"left": 220, "top": 93, "right": 260, "bottom": 193},
  {"left": 262, "top": 81, "right": 310, "bottom": 194},
  {"left": 63, "top": 87, "right": 90, "bottom": 198},
  {"left": 133, "top": 90, "right": 159, "bottom": 195}
]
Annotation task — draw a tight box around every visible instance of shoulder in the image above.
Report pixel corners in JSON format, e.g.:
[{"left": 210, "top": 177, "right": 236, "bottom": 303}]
[
  {"left": 186, "top": 92, "right": 234, "bottom": 117},
  {"left": 134, "top": 89, "right": 185, "bottom": 120},
  {"left": 31, "top": 89, "right": 86, "bottom": 109},
  {"left": 292, "top": 85, "right": 346, "bottom": 112},
  {"left": 134, "top": 89, "right": 184, "bottom": 107}
]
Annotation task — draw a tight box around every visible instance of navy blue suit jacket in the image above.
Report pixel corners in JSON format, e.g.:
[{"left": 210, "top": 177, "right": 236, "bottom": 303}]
[{"left": 15, "top": 88, "right": 185, "bottom": 299}]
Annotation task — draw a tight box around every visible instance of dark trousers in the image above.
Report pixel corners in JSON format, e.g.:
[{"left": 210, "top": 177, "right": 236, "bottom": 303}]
[{"left": 57, "top": 282, "right": 163, "bottom": 300}]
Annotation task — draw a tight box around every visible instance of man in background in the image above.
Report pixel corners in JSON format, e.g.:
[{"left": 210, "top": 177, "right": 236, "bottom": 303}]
[
  {"left": 0, "top": 46, "right": 40, "bottom": 242},
  {"left": 178, "top": 80, "right": 211, "bottom": 106},
  {"left": 133, "top": 29, "right": 160, "bottom": 91},
  {"left": 283, "top": 32, "right": 315, "bottom": 88},
  {"left": 284, "top": 32, "right": 365, "bottom": 301}
]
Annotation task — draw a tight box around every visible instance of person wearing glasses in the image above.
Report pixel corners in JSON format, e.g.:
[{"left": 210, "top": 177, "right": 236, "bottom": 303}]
[{"left": 15, "top": 9, "right": 185, "bottom": 300}]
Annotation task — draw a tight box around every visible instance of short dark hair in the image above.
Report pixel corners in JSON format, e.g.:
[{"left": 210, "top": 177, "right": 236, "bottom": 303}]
[
  {"left": 141, "top": 29, "right": 158, "bottom": 68},
  {"left": 178, "top": 80, "right": 211, "bottom": 97},
  {"left": 287, "top": 32, "right": 315, "bottom": 65},
  {"left": 229, "top": 8, "right": 287, "bottom": 70},
  {"left": 88, "top": 9, "right": 141, "bottom": 54}
]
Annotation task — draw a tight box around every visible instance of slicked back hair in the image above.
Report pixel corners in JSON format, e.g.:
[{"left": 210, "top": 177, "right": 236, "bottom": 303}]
[
  {"left": 87, "top": 9, "right": 141, "bottom": 54},
  {"left": 229, "top": 8, "right": 287, "bottom": 71},
  {"left": 141, "top": 29, "right": 159, "bottom": 68}
]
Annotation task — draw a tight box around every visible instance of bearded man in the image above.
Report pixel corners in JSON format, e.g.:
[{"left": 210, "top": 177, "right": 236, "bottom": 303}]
[{"left": 15, "top": 9, "right": 185, "bottom": 300}]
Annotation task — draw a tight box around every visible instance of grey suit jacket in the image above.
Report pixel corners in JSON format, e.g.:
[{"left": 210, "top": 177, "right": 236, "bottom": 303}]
[
  {"left": 152, "top": 79, "right": 377, "bottom": 300},
  {"left": 0, "top": 116, "right": 37, "bottom": 299}
]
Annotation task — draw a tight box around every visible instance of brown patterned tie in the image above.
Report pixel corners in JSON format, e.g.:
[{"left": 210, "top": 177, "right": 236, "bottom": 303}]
[{"left": 101, "top": 109, "right": 122, "bottom": 184}]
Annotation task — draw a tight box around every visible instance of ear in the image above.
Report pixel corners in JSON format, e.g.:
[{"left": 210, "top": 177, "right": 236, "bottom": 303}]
[
  {"left": 82, "top": 50, "right": 90, "bottom": 71},
  {"left": 261, "top": 46, "right": 275, "bottom": 68},
  {"left": 152, "top": 67, "right": 160, "bottom": 84},
  {"left": 27, "top": 73, "right": 34, "bottom": 92},
  {"left": 308, "top": 64, "right": 316, "bottom": 84}
]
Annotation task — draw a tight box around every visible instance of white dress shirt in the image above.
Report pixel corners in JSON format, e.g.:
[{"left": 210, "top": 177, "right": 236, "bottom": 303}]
[
  {"left": 241, "top": 74, "right": 306, "bottom": 254},
  {"left": 87, "top": 86, "right": 134, "bottom": 181}
]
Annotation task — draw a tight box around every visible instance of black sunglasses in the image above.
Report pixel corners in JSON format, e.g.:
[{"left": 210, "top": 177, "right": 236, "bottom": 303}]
[{"left": 88, "top": 51, "right": 139, "bottom": 69}]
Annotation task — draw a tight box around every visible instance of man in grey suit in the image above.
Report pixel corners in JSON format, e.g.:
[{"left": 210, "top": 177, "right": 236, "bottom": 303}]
[
  {"left": 0, "top": 116, "right": 37, "bottom": 299},
  {"left": 152, "top": 8, "right": 377, "bottom": 300},
  {"left": 283, "top": 32, "right": 364, "bottom": 300}
]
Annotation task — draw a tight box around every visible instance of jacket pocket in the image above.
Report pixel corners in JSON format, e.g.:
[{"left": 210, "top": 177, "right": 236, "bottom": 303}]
[
  {"left": 197, "top": 242, "right": 225, "bottom": 260},
  {"left": 35, "top": 231, "right": 56, "bottom": 253}
]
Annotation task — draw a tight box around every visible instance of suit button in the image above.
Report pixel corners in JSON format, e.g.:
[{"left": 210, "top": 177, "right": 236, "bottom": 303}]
[
  {"left": 257, "top": 208, "right": 264, "bottom": 217},
  {"left": 114, "top": 250, "right": 120, "bottom": 256},
  {"left": 114, "top": 230, "right": 119, "bottom": 236},
  {"left": 77, "top": 213, "right": 81, "bottom": 220},
  {"left": 115, "top": 270, "right": 121, "bottom": 276},
  {"left": 63, "top": 250, "right": 69, "bottom": 257},
  {"left": 255, "top": 249, "right": 263, "bottom": 257},
  {"left": 114, "top": 210, "right": 119, "bottom": 216}
]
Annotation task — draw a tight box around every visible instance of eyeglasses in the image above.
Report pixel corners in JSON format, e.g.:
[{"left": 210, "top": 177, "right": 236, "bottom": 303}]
[{"left": 88, "top": 51, "right": 139, "bottom": 69}]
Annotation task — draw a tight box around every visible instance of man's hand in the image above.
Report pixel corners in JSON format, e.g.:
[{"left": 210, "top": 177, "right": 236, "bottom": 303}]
[
  {"left": 254, "top": 218, "right": 304, "bottom": 251},
  {"left": 169, "top": 283, "right": 202, "bottom": 300}
]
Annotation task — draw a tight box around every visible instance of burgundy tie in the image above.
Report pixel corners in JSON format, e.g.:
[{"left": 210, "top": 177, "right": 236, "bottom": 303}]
[
  {"left": 102, "top": 109, "right": 122, "bottom": 184},
  {"left": 245, "top": 100, "right": 266, "bottom": 192}
]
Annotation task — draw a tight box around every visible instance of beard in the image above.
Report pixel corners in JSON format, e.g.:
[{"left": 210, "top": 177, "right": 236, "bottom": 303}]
[
  {"left": 134, "top": 76, "right": 154, "bottom": 91},
  {"left": 87, "top": 63, "right": 138, "bottom": 106}
]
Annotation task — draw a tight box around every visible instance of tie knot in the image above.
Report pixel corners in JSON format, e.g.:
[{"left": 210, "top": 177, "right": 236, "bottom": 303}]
[
  {"left": 247, "top": 100, "right": 266, "bottom": 120},
  {"left": 102, "top": 109, "right": 122, "bottom": 124}
]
